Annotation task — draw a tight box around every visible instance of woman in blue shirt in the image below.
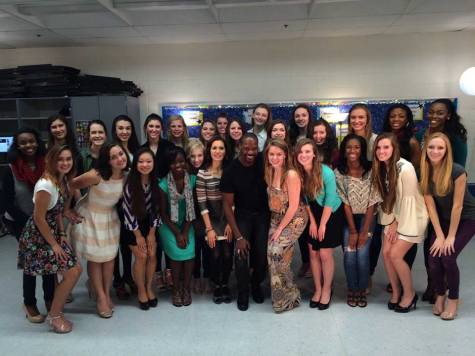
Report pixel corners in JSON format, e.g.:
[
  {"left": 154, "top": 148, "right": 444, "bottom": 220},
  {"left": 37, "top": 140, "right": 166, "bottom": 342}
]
[{"left": 294, "top": 139, "right": 344, "bottom": 310}]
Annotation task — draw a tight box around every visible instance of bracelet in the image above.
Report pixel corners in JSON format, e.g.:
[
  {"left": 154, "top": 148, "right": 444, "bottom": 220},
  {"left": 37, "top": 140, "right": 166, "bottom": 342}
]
[
  {"left": 59, "top": 231, "right": 67, "bottom": 237},
  {"left": 206, "top": 227, "right": 214, "bottom": 233},
  {"left": 236, "top": 236, "right": 244, "bottom": 241}
]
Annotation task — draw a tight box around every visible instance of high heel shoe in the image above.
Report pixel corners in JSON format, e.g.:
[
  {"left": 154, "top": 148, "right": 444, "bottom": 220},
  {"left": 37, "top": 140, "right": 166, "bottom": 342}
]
[
  {"left": 394, "top": 294, "right": 418, "bottom": 313},
  {"left": 46, "top": 313, "right": 73, "bottom": 334},
  {"left": 387, "top": 300, "right": 399, "bottom": 310},
  {"left": 139, "top": 300, "right": 150, "bottom": 310},
  {"left": 318, "top": 291, "right": 333, "bottom": 310},
  {"left": 22, "top": 304, "right": 45, "bottom": 324},
  {"left": 148, "top": 298, "right": 158, "bottom": 308}
]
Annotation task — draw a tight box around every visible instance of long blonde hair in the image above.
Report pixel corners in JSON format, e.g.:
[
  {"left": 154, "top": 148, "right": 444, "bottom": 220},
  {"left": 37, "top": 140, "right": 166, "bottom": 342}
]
[
  {"left": 293, "top": 138, "right": 323, "bottom": 198},
  {"left": 264, "top": 138, "right": 293, "bottom": 188},
  {"left": 420, "top": 132, "right": 453, "bottom": 196},
  {"left": 167, "top": 115, "right": 189, "bottom": 148},
  {"left": 371, "top": 133, "right": 400, "bottom": 214}
]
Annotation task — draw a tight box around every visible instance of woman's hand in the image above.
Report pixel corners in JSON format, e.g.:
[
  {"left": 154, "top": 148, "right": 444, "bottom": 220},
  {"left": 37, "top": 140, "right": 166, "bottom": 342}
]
[
  {"left": 207, "top": 229, "right": 217, "bottom": 248},
  {"left": 63, "top": 209, "right": 83, "bottom": 224},
  {"left": 385, "top": 221, "right": 398, "bottom": 243},
  {"left": 52, "top": 243, "right": 67, "bottom": 262},
  {"left": 357, "top": 230, "right": 369, "bottom": 249},
  {"left": 175, "top": 233, "right": 187, "bottom": 249},
  {"left": 348, "top": 232, "right": 358, "bottom": 251},
  {"left": 146, "top": 233, "right": 156, "bottom": 256},
  {"left": 136, "top": 235, "right": 147, "bottom": 253},
  {"left": 443, "top": 234, "right": 456, "bottom": 256},
  {"left": 309, "top": 221, "right": 318, "bottom": 239},
  {"left": 224, "top": 224, "right": 233, "bottom": 242},
  {"left": 429, "top": 236, "right": 445, "bottom": 257},
  {"left": 318, "top": 223, "right": 326, "bottom": 242},
  {"left": 270, "top": 227, "right": 282, "bottom": 242}
]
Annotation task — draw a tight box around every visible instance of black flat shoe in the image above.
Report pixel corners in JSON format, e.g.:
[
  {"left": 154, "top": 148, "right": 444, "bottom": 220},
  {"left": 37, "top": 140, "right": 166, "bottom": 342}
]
[
  {"left": 213, "top": 286, "right": 223, "bottom": 304},
  {"left": 148, "top": 298, "right": 158, "bottom": 308},
  {"left": 251, "top": 286, "right": 264, "bottom": 304},
  {"left": 394, "top": 294, "right": 418, "bottom": 313},
  {"left": 221, "top": 285, "right": 232, "bottom": 304},
  {"left": 237, "top": 293, "right": 249, "bottom": 311},
  {"left": 139, "top": 300, "right": 150, "bottom": 310}
]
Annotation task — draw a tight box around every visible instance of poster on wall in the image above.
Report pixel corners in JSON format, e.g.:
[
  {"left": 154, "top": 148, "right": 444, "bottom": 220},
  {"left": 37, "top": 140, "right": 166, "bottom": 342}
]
[{"left": 161, "top": 98, "right": 457, "bottom": 139}]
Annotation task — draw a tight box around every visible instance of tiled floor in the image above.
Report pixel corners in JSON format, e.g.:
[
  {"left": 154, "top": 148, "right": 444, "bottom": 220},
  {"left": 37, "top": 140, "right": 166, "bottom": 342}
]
[{"left": 0, "top": 234, "right": 474, "bottom": 356}]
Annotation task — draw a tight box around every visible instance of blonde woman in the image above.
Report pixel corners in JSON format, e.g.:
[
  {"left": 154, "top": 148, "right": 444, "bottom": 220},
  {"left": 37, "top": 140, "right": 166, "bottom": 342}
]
[
  {"left": 347, "top": 103, "right": 377, "bottom": 161},
  {"left": 167, "top": 115, "right": 189, "bottom": 149},
  {"left": 420, "top": 133, "right": 475, "bottom": 320}
]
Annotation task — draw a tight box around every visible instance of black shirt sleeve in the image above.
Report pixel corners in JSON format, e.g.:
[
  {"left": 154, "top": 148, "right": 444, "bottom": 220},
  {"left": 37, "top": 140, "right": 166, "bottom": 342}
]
[
  {"left": 1, "top": 166, "right": 29, "bottom": 226},
  {"left": 219, "top": 163, "right": 234, "bottom": 193}
]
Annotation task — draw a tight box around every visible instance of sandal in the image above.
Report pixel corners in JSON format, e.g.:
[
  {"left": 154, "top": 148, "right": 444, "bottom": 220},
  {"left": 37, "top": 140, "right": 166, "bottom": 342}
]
[
  {"left": 172, "top": 288, "right": 183, "bottom": 307},
  {"left": 346, "top": 291, "right": 357, "bottom": 307},
  {"left": 183, "top": 288, "right": 192, "bottom": 306},
  {"left": 357, "top": 292, "right": 367, "bottom": 308},
  {"left": 46, "top": 314, "right": 73, "bottom": 334}
]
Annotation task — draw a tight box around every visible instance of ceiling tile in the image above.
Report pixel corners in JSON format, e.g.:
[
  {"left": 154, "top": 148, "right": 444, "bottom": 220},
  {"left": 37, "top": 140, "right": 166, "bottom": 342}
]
[
  {"left": 222, "top": 20, "right": 307, "bottom": 34},
  {"left": 147, "top": 33, "right": 227, "bottom": 44},
  {"left": 53, "top": 26, "right": 142, "bottom": 38},
  {"left": 0, "top": 15, "right": 42, "bottom": 31},
  {"left": 309, "top": 0, "right": 409, "bottom": 19},
  {"left": 219, "top": 3, "right": 308, "bottom": 22},
  {"left": 37, "top": 12, "right": 127, "bottom": 28},
  {"left": 74, "top": 36, "right": 153, "bottom": 46},
  {"left": 225, "top": 30, "right": 305, "bottom": 42},
  {"left": 409, "top": 0, "right": 475, "bottom": 14},
  {"left": 136, "top": 24, "right": 222, "bottom": 36},
  {"left": 307, "top": 15, "right": 398, "bottom": 31},
  {"left": 122, "top": 9, "right": 215, "bottom": 25}
]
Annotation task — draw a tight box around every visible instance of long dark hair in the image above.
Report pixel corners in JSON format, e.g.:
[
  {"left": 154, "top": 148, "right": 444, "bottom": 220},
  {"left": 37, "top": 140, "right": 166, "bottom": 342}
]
[
  {"left": 203, "top": 136, "right": 228, "bottom": 170},
  {"left": 308, "top": 118, "right": 337, "bottom": 165},
  {"left": 47, "top": 114, "right": 78, "bottom": 156},
  {"left": 289, "top": 104, "right": 313, "bottom": 146},
  {"left": 112, "top": 115, "right": 140, "bottom": 154},
  {"left": 7, "top": 127, "right": 46, "bottom": 164},
  {"left": 225, "top": 117, "right": 243, "bottom": 159},
  {"left": 87, "top": 120, "right": 108, "bottom": 146},
  {"left": 143, "top": 113, "right": 164, "bottom": 142},
  {"left": 95, "top": 143, "right": 128, "bottom": 180},
  {"left": 124, "top": 147, "right": 159, "bottom": 219},
  {"left": 337, "top": 134, "right": 371, "bottom": 176},
  {"left": 431, "top": 98, "right": 467, "bottom": 141}
]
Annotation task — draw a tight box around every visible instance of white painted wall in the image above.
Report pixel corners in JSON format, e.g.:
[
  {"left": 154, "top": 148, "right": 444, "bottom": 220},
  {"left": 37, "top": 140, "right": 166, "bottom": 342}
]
[{"left": 1, "top": 31, "right": 474, "bottom": 178}]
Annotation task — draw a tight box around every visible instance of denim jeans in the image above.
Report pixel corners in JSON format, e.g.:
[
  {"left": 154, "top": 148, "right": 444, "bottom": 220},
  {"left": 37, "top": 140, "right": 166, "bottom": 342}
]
[{"left": 343, "top": 214, "right": 374, "bottom": 290}]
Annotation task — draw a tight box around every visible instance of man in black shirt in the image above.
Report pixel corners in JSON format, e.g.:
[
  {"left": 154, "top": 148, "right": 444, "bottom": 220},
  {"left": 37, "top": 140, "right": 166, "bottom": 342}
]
[{"left": 221, "top": 133, "right": 269, "bottom": 311}]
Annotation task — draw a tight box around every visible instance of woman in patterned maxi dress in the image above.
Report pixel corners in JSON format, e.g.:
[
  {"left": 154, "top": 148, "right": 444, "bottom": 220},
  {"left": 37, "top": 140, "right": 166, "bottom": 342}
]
[{"left": 264, "top": 139, "right": 308, "bottom": 313}]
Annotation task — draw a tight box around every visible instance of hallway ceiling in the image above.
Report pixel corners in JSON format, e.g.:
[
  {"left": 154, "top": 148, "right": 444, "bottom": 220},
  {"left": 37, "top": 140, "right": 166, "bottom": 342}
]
[{"left": 0, "top": 0, "right": 474, "bottom": 48}]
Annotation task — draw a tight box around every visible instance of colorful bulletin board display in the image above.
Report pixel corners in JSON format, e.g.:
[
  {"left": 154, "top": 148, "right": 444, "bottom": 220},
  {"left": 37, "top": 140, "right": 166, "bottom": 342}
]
[
  {"left": 161, "top": 98, "right": 456, "bottom": 140},
  {"left": 75, "top": 120, "right": 89, "bottom": 149}
]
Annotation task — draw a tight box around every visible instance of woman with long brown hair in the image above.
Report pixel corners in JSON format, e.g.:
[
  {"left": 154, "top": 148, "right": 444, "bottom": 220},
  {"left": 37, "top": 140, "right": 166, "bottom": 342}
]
[
  {"left": 18, "top": 145, "right": 82, "bottom": 333},
  {"left": 294, "top": 138, "right": 343, "bottom": 310},
  {"left": 265, "top": 138, "right": 308, "bottom": 313},
  {"left": 372, "top": 133, "right": 428, "bottom": 313}
]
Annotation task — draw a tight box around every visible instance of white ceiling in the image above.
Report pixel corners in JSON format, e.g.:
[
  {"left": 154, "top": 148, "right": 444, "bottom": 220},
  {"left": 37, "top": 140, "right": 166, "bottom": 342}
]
[{"left": 0, "top": 0, "right": 474, "bottom": 48}]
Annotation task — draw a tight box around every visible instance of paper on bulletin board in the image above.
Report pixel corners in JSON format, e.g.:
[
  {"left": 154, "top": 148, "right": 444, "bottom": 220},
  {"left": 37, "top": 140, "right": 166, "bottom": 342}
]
[
  {"left": 319, "top": 106, "right": 348, "bottom": 123},
  {"left": 408, "top": 103, "right": 424, "bottom": 121},
  {"left": 179, "top": 110, "right": 203, "bottom": 127},
  {"left": 335, "top": 123, "right": 349, "bottom": 144}
]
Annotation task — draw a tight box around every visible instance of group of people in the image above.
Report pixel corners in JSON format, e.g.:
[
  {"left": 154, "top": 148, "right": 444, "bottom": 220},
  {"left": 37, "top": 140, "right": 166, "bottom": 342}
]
[{"left": 2, "top": 98, "right": 474, "bottom": 334}]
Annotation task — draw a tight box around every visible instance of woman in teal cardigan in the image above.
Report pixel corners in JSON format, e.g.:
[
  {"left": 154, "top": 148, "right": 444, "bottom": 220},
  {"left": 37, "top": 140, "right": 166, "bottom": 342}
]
[{"left": 294, "top": 138, "right": 344, "bottom": 310}]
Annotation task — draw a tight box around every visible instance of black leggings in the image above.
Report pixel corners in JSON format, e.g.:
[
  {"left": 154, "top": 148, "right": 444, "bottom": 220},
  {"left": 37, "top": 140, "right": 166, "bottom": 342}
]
[
  {"left": 23, "top": 273, "right": 55, "bottom": 307},
  {"left": 209, "top": 240, "right": 233, "bottom": 285},
  {"left": 113, "top": 225, "right": 133, "bottom": 286},
  {"left": 193, "top": 234, "right": 211, "bottom": 279}
]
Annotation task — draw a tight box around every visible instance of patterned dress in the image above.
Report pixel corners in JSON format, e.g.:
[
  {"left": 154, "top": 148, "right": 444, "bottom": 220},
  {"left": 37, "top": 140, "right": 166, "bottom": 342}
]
[
  {"left": 267, "top": 185, "right": 308, "bottom": 313},
  {"left": 18, "top": 182, "right": 77, "bottom": 276},
  {"left": 71, "top": 176, "right": 125, "bottom": 263}
]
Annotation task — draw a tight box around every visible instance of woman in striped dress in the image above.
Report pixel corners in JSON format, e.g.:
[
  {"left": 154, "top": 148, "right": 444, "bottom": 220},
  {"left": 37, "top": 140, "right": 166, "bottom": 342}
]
[{"left": 70, "top": 143, "right": 128, "bottom": 318}]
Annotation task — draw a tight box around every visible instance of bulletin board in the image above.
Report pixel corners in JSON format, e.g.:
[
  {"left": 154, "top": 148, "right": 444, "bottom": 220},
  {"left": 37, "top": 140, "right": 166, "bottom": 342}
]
[{"left": 161, "top": 98, "right": 457, "bottom": 140}]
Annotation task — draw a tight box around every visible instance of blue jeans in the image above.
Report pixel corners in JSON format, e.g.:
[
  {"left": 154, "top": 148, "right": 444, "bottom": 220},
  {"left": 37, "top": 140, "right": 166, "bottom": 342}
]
[{"left": 343, "top": 214, "right": 374, "bottom": 291}]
